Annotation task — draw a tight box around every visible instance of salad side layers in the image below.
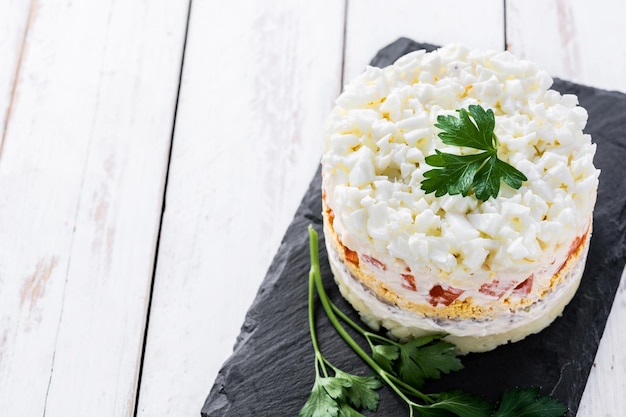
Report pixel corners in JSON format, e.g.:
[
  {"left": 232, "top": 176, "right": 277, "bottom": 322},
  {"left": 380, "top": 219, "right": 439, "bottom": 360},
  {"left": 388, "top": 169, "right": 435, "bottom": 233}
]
[{"left": 321, "top": 44, "right": 599, "bottom": 353}]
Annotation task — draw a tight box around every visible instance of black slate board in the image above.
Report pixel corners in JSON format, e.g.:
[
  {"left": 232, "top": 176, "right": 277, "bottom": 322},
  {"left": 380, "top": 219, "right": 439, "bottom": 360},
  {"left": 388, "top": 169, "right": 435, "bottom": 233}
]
[{"left": 202, "top": 39, "right": 626, "bottom": 417}]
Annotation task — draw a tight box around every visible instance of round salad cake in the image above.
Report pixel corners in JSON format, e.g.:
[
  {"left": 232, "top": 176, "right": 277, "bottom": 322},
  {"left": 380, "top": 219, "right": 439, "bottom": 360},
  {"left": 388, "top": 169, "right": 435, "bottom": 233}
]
[{"left": 321, "top": 43, "right": 599, "bottom": 353}]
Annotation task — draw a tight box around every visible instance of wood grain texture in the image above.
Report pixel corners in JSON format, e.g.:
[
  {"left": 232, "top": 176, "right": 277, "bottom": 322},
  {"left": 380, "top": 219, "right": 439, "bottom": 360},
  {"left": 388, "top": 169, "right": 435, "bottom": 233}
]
[
  {"left": 0, "top": 1, "right": 188, "bottom": 416},
  {"left": 136, "top": 1, "right": 346, "bottom": 416},
  {"left": 343, "top": 0, "right": 505, "bottom": 83},
  {"left": 0, "top": 0, "right": 33, "bottom": 155},
  {"left": 1, "top": 1, "right": 624, "bottom": 416},
  {"left": 507, "top": 0, "right": 626, "bottom": 93}
]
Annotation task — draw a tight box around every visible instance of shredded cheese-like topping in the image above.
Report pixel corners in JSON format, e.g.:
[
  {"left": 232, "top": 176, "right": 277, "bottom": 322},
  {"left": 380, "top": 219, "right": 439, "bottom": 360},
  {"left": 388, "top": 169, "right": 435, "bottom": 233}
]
[{"left": 322, "top": 44, "right": 599, "bottom": 281}]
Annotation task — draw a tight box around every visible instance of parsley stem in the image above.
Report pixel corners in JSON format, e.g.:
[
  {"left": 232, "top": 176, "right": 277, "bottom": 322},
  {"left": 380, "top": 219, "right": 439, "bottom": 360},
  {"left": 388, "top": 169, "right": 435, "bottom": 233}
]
[
  {"left": 308, "top": 227, "right": 379, "bottom": 373},
  {"left": 329, "top": 299, "right": 404, "bottom": 354},
  {"left": 308, "top": 236, "right": 328, "bottom": 378},
  {"left": 307, "top": 226, "right": 434, "bottom": 407},
  {"left": 329, "top": 301, "right": 368, "bottom": 334},
  {"left": 385, "top": 374, "right": 434, "bottom": 404},
  {"left": 307, "top": 265, "right": 321, "bottom": 356}
]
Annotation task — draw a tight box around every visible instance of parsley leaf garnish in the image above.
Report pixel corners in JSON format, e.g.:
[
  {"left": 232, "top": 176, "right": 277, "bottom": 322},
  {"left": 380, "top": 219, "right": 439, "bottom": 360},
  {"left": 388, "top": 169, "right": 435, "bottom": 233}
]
[
  {"left": 371, "top": 343, "right": 399, "bottom": 373},
  {"left": 300, "top": 367, "right": 381, "bottom": 417},
  {"left": 300, "top": 380, "right": 340, "bottom": 417},
  {"left": 302, "top": 226, "right": 566, "bottom": 417},
  {"left": 334, "top": 370, "right": 382, "bottom": 411},
  {"left": 395, "top": 336, "right": 464, "bottom": 388},
  {"left": 493, "top": 387, "right": 568, "bottom": 417},
  {"left": 416, "top": 391, "right": 493, "bottom": 417},
  {"left": 421, "top": 104, "right": 527, "bottom": 201},
  {"left": 338, "top": 402, "right": 367, "bottom": 417}
]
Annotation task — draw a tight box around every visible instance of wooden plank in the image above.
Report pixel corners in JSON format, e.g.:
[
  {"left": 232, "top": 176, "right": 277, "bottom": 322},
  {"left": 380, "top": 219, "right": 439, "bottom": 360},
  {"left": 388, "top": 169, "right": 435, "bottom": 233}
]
[
  {"left": 344, "top": 0, "right": 505, "bottom": 83},
  {"left": 0, "top": 0, "right": 33, "bottom": 152},
  {"left": 507, "top": 0, "right": 626, "bottom": 93},
  {"left": 146, "top": 1, "right": 504, "bottom": 415},
  {"left": 0, "top": 1, "right": 189, "bottom": 416},
  {"left": 135, "top": 1, "right": 346, "bottom": 415}
]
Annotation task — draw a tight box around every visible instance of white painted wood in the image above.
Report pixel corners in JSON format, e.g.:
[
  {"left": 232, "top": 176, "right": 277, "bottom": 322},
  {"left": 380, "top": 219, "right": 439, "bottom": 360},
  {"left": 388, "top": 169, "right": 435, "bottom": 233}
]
[
  {"left": 0, "top": 1, "right": 622, "bottom": 416},
  {"left": 136, "top": 1, "right": 346, "bottom": 416},
  {"left": 507, "top": 0, "right": 626, "bottom": 93},
  {"left": 343, "top": 0, "right": 505, "bottom": 84},
  {"left": 0, "top": 0, "right": 32, "bottom": 149},
  {"left": 0, "top": 1, "right": 188, "bottom": 416}
]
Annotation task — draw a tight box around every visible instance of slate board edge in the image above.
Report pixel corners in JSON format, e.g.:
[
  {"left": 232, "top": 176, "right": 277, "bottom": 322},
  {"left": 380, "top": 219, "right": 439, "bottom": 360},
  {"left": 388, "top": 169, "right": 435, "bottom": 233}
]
[{"left": 373, "top": 37, "right": 626, "bottom": 98}]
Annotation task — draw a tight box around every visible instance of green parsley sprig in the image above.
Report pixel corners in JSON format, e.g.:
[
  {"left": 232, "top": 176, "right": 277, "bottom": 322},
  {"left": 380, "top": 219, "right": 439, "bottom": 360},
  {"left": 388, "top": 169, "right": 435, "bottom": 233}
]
[
  {"left": 421, "top": 105, "right": 527, "bottom": 202},
  {"left": 301, "top": 226, "right": 566, "bottom": 417}
]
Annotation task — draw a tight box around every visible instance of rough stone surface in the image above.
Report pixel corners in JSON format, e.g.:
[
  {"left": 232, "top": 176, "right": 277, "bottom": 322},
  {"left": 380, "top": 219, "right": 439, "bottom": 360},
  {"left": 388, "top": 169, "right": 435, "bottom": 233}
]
[{"left": 202, "top": 39, "right": 626, "bottom": 417}]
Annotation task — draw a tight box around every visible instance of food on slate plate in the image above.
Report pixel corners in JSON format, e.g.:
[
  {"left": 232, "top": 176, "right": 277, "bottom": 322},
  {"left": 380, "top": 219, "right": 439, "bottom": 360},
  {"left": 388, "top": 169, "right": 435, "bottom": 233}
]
[
  {"left": 321, "top": 43, "right": 599, "bottom": 353},
  {"left": 303, "top": 226, "right": 567, "bottom": 417}
]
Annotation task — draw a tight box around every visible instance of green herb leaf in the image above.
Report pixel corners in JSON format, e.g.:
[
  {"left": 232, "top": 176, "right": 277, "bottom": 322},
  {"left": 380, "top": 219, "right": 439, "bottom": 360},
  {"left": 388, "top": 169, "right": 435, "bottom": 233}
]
[
  {"left": 497, "top": 157, "right": 529, "bottom": 189},
  {"left": 493, "top": 387, "right": 567, "bottom": 417},
  {"left": 435, "top": 105, "right": 495, "bottom": 150},
  {"left": 416, "top": 391, "right": 493, "bottom": 417},
  {"left": 320, "top": 376, "right": 352, "bottom": 400},
  {"left": 300, "top": 373, "right": 381, "bottom": 417},
  {"left": 334, "top": 370, "right": 382, "bottom": 411},
  {"left": 471, "top": 154, "right": 501, "bottom": 201},
  {"left": 421, "top": 104, "right": 527, "bottom": 201},
  {"left": 300, "top": 380, "right": 339, "bottom": 417},
  {"left": 422, "top": 150, "right": 488, "bottom": 197},
  {"left": 371, "top": 344, "right": 399, "bottom": 373},
  {"left": 338, "top": 402, "right": 367, "bottom": 417},
  {"left": 397, "top": 336, "right": 464, "bottom": 388}
]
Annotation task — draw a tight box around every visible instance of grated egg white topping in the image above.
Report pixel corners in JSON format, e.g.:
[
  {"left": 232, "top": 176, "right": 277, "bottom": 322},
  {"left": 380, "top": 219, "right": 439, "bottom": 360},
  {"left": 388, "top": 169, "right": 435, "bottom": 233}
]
[{"left": 322, "top": 44, "right": 599, "bottom": 284}]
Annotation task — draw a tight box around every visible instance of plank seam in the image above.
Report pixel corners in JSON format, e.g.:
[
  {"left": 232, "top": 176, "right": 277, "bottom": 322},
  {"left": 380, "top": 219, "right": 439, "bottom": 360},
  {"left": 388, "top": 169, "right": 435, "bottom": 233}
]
[
  {"left": 503, "top": 0, "right": 508, "bottom": 50},
  {"left": 132, "top": 0, "right": 194, "bottom": 415},
  {"left": 340, "top": 0, "right": 349, "bottom": 91},
  {"left": 41, "top": 2, "right": 117, "bottom": 414},
  {"left": 0, "top": 0, "right": 38, "bottom": 163}
]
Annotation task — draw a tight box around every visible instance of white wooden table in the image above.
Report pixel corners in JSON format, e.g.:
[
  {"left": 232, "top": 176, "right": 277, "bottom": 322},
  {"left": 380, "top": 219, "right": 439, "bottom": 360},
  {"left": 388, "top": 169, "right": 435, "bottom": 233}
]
[{"left": 1, "top": 1, "right": 625, "bottom": 416}]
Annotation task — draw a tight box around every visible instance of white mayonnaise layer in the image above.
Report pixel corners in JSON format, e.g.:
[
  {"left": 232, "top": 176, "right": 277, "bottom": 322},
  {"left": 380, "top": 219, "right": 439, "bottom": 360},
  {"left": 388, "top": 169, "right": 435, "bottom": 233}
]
[{"left": 326, "top": 232, "right": 589, "bottom": 353}]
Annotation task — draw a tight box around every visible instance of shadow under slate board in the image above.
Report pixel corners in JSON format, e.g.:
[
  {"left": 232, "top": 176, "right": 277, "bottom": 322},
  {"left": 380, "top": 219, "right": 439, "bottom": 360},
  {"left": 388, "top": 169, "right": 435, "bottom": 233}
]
[{"left": 202, "top": 39, "right": 626, "bottom": 417}]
